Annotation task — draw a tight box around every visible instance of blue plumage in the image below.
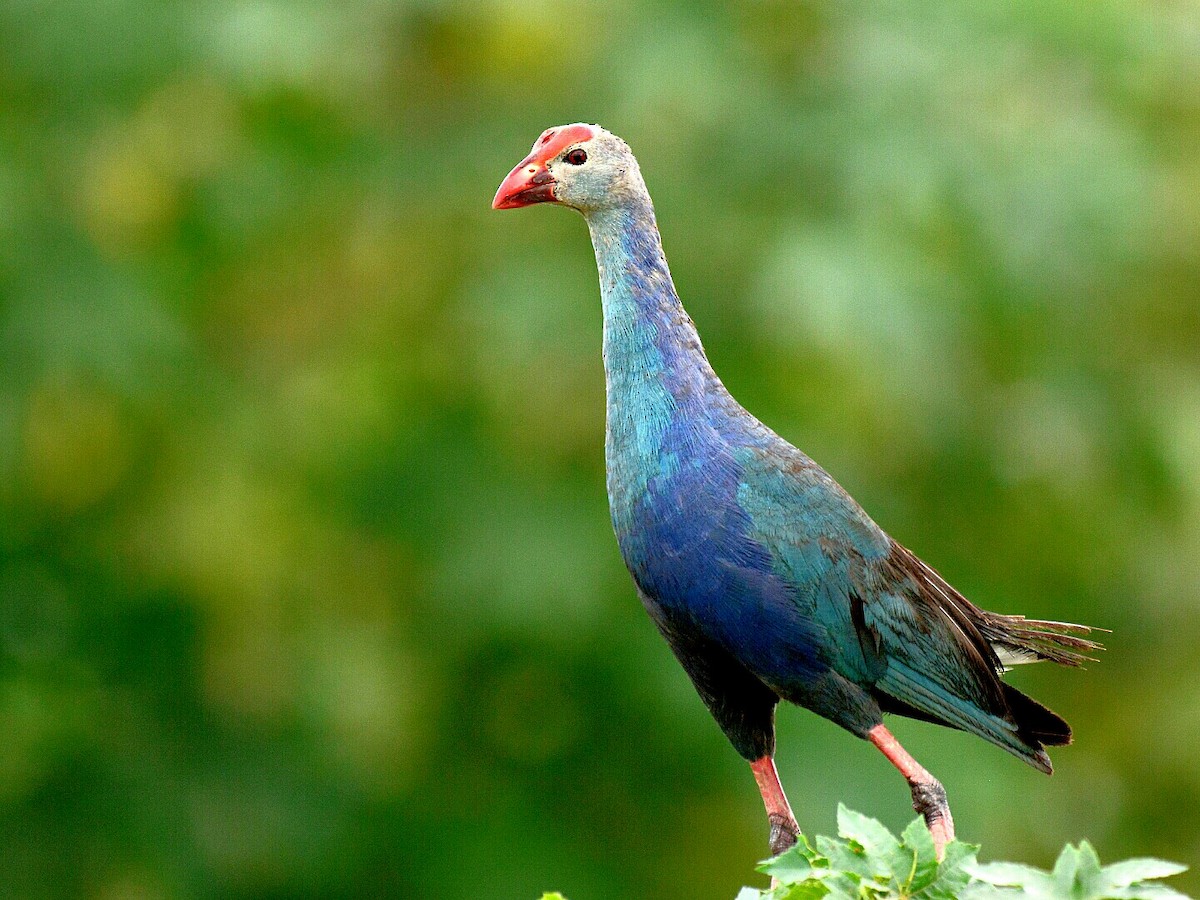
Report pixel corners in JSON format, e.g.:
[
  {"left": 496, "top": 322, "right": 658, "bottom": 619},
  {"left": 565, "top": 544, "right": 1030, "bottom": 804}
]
[{"left": 494, "top": 123, "right": 1099, "bottom": 855}]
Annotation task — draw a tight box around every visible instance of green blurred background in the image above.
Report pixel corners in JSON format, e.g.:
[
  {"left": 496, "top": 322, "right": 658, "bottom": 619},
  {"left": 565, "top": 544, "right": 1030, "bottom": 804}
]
[{"left": 2, "top": 0, "right": 1199, "bottom": 897}]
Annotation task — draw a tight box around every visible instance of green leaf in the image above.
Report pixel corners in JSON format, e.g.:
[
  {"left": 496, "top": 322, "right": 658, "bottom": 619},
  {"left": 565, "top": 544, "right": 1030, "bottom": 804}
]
[
  {"left": 902, "top": 816, "right": 940, "bottom": 887},
  {"left": 1051, "top": 842, "right": 1105, "bottom": 899},
  {"left": 837, "top": 804, "right": 910, "bottom": 885},
  {"left": 818, "top": 835, "right": 875, "bottom": 881},
  {"left": 967, "top": 858, "right": 1057, "bottom": 899},
  {"left": 969, "top": 860, "right": 1058, "bottom": 887},
  {"left": 538, "top": 894, "right": 569, "bottom": 900},
  {"left": 966, "top": 843, "right": 1192, "bottom": 900},
  {"left": 761, "top": 845, "right": 818, "bottom": 884},
  {"left": 837, "top": 804, "right": 901, "bottom": 859},
  {"left": 734, "top": 888, "right": 764, "bottom": 900},
  {"left": 940, "top": 840, "right": 981, "bottom": 869},
  {"left": 797, "top": 833, "right": 829, "bottom": 867},
  {"left": 819, "top": 870, "right": 865, "bottom": 900},
  {"left": 774, "top": 881, "right": 831, "bottom": 900},
  {"left": 1101, "top": 859, "right": 1190, "bottom": 888},
  {"left": 763, "top": 833, "right": 827, "bottom": 870},
  {"left": 919, "top": 841, "right": 980, "bottom": 900}
]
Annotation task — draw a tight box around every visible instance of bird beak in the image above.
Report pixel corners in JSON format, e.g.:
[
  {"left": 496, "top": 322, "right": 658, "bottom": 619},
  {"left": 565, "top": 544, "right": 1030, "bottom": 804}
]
[
  {"left": 492, "top": 159, "right": 556, "bottom": 210},
  {"left": 493, "top": 124, "right": 599, "bottom": 210}
]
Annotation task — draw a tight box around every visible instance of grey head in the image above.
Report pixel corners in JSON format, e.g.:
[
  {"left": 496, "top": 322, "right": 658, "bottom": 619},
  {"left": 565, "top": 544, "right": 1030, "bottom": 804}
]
[{"left": 492, "top": 123, "right": 648, "bottom": 215}]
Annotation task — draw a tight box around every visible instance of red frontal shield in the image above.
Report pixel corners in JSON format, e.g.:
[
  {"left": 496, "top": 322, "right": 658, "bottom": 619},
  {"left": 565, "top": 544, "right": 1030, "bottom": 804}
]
[{"left": 493, "top": 124, "right": 599, "bottom": 209}]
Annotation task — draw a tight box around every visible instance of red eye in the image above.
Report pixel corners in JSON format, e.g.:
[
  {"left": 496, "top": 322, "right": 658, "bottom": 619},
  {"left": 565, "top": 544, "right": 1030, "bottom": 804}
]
[{"left": 564, "top": 148, "right": 588, "bottom": 165}]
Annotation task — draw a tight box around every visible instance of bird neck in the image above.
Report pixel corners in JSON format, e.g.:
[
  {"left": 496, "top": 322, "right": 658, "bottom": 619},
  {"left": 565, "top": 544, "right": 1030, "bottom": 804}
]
[
  {"left": 586, "top": 200, "right": 718, "bottom": 396},
  {"left": 584, "top": 199, "right": 722, "bottom": 516}
]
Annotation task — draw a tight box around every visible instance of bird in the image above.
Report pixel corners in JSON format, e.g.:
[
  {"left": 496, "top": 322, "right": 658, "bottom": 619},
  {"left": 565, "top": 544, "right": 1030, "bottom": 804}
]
[{"left": 492, "top": 123, "right": 1099, "bottom": 858}]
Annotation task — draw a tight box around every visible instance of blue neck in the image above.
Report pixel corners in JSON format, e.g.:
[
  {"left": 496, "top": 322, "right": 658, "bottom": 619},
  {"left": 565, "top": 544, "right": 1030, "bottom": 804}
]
[{"left": 585, "top": 201, "right": 721, "bottom": 525}]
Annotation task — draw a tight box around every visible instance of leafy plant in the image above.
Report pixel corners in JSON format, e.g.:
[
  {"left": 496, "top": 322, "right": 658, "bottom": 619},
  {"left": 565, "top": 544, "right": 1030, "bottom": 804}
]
[
  {"left": 739, "top": 806, "right": 1190, "bottom": 900},
  {"left": 741, "top": 805, "right": 975, "bottom": 900},
  {"left": 968, "top": 844, "right": 1189, "bottom": 900}
]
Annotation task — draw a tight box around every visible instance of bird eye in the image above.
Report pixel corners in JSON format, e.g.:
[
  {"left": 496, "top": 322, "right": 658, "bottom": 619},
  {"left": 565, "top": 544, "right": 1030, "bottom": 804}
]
[{"left": 564, "top": 148, "right": 588, "bottom": 165}]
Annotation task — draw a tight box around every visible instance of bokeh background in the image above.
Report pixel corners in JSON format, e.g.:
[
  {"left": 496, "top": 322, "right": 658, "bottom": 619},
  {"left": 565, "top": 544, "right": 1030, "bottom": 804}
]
[{"left": 2, "top": 0, "right": 1199, "bottom": 897}]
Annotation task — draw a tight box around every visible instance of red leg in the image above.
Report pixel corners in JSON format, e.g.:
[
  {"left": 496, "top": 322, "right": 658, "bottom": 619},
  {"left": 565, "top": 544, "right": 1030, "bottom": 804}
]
[
  {"left": 868, "top": 724, "right": 955, "bottom": 857},
  {"left": 750, "top": 755, "right": 800, "bottom": 857}
]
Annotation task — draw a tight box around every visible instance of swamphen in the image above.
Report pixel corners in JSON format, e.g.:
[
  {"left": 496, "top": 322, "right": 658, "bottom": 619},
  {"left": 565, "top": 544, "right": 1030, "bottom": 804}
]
[{"left": 493, "top": 124, "right": 1099, "bottom": 857}]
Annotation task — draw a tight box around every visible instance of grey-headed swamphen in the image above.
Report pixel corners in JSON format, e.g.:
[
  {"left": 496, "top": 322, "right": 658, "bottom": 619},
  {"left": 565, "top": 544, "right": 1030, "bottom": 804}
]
[{"left": 493, "top": 124, "right": 1099, "bottom": 858}]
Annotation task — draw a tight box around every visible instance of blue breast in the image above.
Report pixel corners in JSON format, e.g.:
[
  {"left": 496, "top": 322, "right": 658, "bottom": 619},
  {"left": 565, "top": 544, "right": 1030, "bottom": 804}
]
[
  {"left": 627, "top": 424, "right": 828, "bottom": 678},
  {"left": 594, "top": 205, "right": 852, "bottom": 689}
]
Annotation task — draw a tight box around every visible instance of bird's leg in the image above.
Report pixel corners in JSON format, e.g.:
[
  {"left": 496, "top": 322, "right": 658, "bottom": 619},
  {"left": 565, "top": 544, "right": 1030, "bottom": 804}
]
[
  {"left": 750, "top": 755, "right": 800, "bottom": 857},
  {"left": 867, "top": 725, "right": 955, "bottom": 858}
]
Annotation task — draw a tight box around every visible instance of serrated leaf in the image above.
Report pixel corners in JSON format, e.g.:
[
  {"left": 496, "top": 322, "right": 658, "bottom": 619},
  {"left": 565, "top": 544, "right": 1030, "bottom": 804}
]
[
  {"left": 837, "top": 805, "right": 901, "bottom": 859},
  {"left": 923, "top": 871, "right": 973, "bottom": 899},
  {"left": 920, "top": 842, "right": 981, "bottom": 900},
  {"left": 819, "top": 870, "right": 864, "bottom": 900},
  {"left": 1052, "top": 842, "right": 1084, "bottom": 888},
  {"left": 774, "top": 880, "right": 831, "bottom": 900},
  {"left": 968, "top": 861, "right": 1057, "bottom": 887},
  {"left": 771, "top": 833, "right": 826, "bottom": 868},
  {"left": 814, "top": 834, "right": 841, "bottom": 860},
  {"left": 1076, "top": 841, "right": 1106, "bottom": 897},
  {"left": 901, "top": 817, "right": 940, "bottom": 891},
  {"left": 1101, "top": 859, "right": 1189, "bottom": 887},
  {"left": 1051, "top": 842, "right": 1104, "bottom": 899},
  {"left": 761, "top": 846, "right": 818, "bottom": 884},
  {"left": 940, "top": 840, "right": 981, "bottom": 869},
  {"left": 837, "top": 804, "right": 909, "bottom": 884},
  {"left": 820, "top": 839, "right": 875, "bottom": 881},
  {"left": 887, "top": 846, "right": 920, "bottom": 890},
  {"left": 798, "top": 833, "right": 828, "bottom": 867}
]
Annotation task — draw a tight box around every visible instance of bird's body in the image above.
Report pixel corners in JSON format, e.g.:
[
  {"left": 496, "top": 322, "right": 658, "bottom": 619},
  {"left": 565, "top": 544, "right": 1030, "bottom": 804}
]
[
  {"left": 591, "top": 189, "right": 1082, "bottom": 768},
  {"left": 494, "top": 124, "right": 1098, "bottom": 855}
]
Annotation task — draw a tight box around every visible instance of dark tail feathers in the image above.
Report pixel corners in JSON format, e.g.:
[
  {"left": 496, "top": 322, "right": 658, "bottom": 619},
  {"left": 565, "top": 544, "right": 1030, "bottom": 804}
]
[{"left": 1004, "top": 682, "right": 1071, "bottom": 750}]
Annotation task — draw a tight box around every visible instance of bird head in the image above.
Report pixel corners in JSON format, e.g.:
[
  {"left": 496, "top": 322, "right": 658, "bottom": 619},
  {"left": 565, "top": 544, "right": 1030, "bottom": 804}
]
[{"left": 492, "top": 124, "right": 642, "bottom": 213}]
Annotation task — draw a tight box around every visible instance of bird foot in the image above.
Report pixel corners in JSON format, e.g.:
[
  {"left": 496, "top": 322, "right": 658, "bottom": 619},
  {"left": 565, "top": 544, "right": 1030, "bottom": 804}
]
[
  {"left": 910, "top": 780, "right": 954, "bottom": 859},
  {"left": 768, "top": 812, "right": 800, "bottom": 857}
]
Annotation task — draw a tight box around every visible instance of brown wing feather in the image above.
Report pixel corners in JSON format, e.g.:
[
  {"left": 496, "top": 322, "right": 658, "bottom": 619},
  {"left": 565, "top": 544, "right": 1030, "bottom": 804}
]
[
  {"left": 889, "top": 544, "right": 1103, "bottom": 668},
  {"left": 878, "top": 542, "right": 1008, "bottom": 710},
  {"left": 871, "top": 541, "right": 1100, "bottom": 755}
]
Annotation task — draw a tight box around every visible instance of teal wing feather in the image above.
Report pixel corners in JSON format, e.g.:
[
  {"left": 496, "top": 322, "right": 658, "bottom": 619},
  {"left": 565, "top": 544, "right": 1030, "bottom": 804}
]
[{"left": 733, "top": 441, "right": 1094, "bottom": 770}]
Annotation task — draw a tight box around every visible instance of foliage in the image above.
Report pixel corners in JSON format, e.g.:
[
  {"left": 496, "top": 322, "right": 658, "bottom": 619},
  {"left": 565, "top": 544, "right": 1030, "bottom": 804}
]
[
  {"left": 747, "top": 805, "right": 974, "bottom": 900},
  {"left": 968, "top": 847, "right": 1189, "bottom": 900},
  {"left": 731, "top": 807, "right": 1191, "bottom": 900}
]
